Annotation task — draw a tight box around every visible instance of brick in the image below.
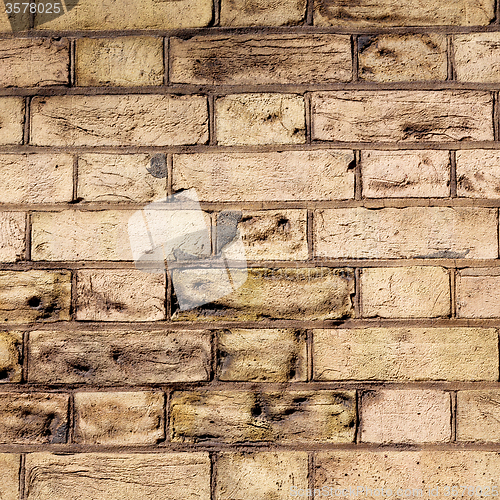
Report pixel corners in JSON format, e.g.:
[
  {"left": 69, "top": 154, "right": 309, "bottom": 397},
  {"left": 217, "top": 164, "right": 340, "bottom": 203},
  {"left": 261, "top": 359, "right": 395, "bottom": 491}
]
[
  {"left": 315, "top": 207, "right": 497, "bottom": 259},
  {"left": 216, "top": 452, "right": 308, "bottom": 500},
  {"left": 78, "top": 154, "right": 167, "bottom": 202},
  {"left": 0, "top": 154, "right": 73, "bottom": 204},
  {"left": 457, "top": 150, "right": 500, "bottom": 197},
  {"left": 220, "top": 0, "right": 306, "bottom": 26},
  {"left": 0, "top": 9, "right": 30, "bottom": 32},
  {"left": 455, "top": 33, "right": 500, "bottom": 82},
  {"left": 0, "top": 331, "right": 22, "bottom": 383},
  {"left": 457, "top": 391, "right": 500, "bottom": 442},
  {"left": 0, "top": 97, "right": 24, "bottom": 145},
  {"left": 313, "top": 327, "right": 499, "bottom": 382},
  {"left": 361, "top": 267, "right": 450, "bottom": 318},
  {"left": 0, "top": 38, "right": 69, "bottom": 87},
  {"left": 314, "top": 0, "right": 494, "bottom": 26},
  {"left": 28, "top": 329, "right": 210, "bottom": 384},
  {"left": 0, "top": 393, "right": 68, "bottom": 444},
  {"left": 217, "top": 329, "right": 307, "bottom": 382},
  {"left": 76, "top": 269, "right": 165, "bottom": 321},
  {"left": 30, "top": 95, "right": 208, "bottom": 146},
  {"left": 457, "top": 269, "right": 500, "bottom": 318},
  {"left": 25, "top": 452, "right": 211, "bottom": 500},
  {"left": 76, "top": 37, "right": 163, "bottom": 87},
  {"left": 311, "top": 91, "right": 493, "bottom": 142},
  {"left": 34, "top": 0, "right": 212, "bottom": 30},
  {"left": 0, "top": 454, "right": 19, "bottom": 500},
  {"left": 361, "top": 390, "right": 451, "bottom": 444},
  {"left": 216, "top": 94, "right": 305, "bottom": 145},
  {"left": 170, "top": 390, "right": 355, "bottom": 443},
  {"left": 361, "top": 150, "right": 450, "bottom": 198},
  {"left": 359, "top": 34, "right": 447, "bottom": 82},
  {"left": 172, "top": 267, "right": 354, "bottom": 321},
  {"left": 74, "top": 391, "right": 164, "bottom": 445},
  {"left": 217, "top": 210, "right": 307, "bottom": 261},
  {"left": 173, "top": 150, "right": 354, "bottom": 202},
  {"left": 0, "top": 211, "right": 25, "bottom": 262},
  {"left": 0, "top": 270, "right": 71, "bottom": 323},
  {"left": 171, "top": 34, "right": 351, "bottom": 85}
]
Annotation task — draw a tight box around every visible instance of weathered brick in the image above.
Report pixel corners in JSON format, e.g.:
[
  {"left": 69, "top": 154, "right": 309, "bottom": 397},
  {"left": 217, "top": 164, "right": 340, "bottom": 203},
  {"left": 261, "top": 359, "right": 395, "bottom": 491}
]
[
  {"left": 361, "top": 267, "right": 450, "bottom": 318},
  {"left": 171, "top": 34, "right": 351, "bottom": 84},
  {"left": 311, "top": 91, "right": 493, "bottom": 142},
  {"left": 361, "top": 390, "right": 451, "bottom": 444},
  {"left": 457, "top": 269, "right": 500, "bottom": 318},
  {"left": 216, "top": 452, "right": 308, "bottom": 500},
  {"left": 314, "top": 0, "right": 495, "bottom": 26},
  {"left": 74, "top": 391, "right": 164, "bottom": 445},
  {"left": 313, "top": 327, "right": 499, "bottom": 382},
  {"left": 0, "top": 270, "right": 71, "bottom": 323},
  {"left": 0, "top": 38, "right": 69, "bottom": 87},
  {"left": 76, "top": 37, "right": 163, "bottom": 86},
  {"left": 0, "top": 154, "right": 73, "bottom": 204},
  {"left": 34, "top": 0, "right": 213, "bottom": 30},
  {"left": 455, "top": 33, "right": 500, "bottom": 82},
  {"left": 0, "top": 97, "right": 24, "bottom": 145},
  {"left": 25, "top": 452, "right": 211, "bottom": 500},
  {"left": 0, "top": 9, "right": 29, "bottom": 32},
  {"left": 172, "top": 267, "right": 354, "bottom": 321},
  {"left": 30, "top": 95, "right": 208, "bottom": 146},
  {"left": 361, "top": 150, "right": 450, "bottom": 198},
  {"left": 0, "top": 331, "right": 22, "bottom": 383},
  {"left": 28, "top": 329, "right": 210, "bottom": 384},
  {"left": 457, "top": 150, "right": 500, "bottom": 197},
  {"left": 0, "top": 393, "right": 68, "bottom": 444},
  {"left": 457, "top": 391, "right": 500, "bottom": 442},
  {"left": 217, "top": 329, "right": 307, "bottom": 382},
  {"left": 359, "top": 34, "right": 447, "bottom": 82},
  {"left": 220, "top": 0, "right": 306, "bottom": 26},
  {"left": 171, "top": 390, "right": 355, "bottom": 443},
  {"left": 216, "top": 94, "right": 305, "bottom": 145},
  {"left": 173, "top": 150, "right": 354, "bottom": 202},
  {"left": 0, "top": 212, "right": 25, "bottom": 262},
  {"left": 0, "top": 454, "right": 19, "bottom": 500},
  {"left": 315, "top": 207, "right": 497, "bottom": 259},
  {"left": 76, "top": 269, "right": 165, "bottom": 321}
]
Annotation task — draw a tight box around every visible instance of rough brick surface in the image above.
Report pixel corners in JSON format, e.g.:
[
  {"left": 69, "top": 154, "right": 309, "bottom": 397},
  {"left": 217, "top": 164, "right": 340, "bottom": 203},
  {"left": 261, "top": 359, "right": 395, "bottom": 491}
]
[
  {"left": 0, "top": 454, "right": 19, "bottom": 500},
  {"left": 457, "top": 270, "right": 500, "bottom": 318},
  {"left": 457, "top": 150, "right": 500, "bottom": 198},
  {"left": 220, "top": 0, "right": 306, "bottom": 26},
  {"left": 0, "top": 97, "right": 24, "bottom": 145},
  {"left": 0, "top": 211, "right": 25, "bottom": 262},
  {"left": 455, "top": 33, "right": 500, "bottom": 82},
  {"left": 457, "top": 391, "right": 500, "bottom": 442},
  {"left": 0, "top": 331, "right": 22, "bottom": 383}
]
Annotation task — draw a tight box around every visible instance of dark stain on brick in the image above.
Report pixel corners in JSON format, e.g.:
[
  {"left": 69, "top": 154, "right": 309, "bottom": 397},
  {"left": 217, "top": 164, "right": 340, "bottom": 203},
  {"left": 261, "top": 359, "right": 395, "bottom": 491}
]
[{"left": 147, "top": 153, "right": 167, "bottom": 178}]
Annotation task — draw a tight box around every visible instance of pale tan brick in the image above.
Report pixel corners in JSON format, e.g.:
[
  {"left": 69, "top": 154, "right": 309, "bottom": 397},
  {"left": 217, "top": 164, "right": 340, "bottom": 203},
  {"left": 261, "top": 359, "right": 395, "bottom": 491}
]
[
  {"left": 220, "top": 0, "right": 306, "bottom": 26},
  {"left": 173, "top": 150, "right": 354, "bottom": 202},
  {"left": 173, "top": 267, "right": 354, "bottom": 321},
  {"left": 361, "top": 150, "right": 450, "bottom": 198},
  {"left": 315, "top": 207, "right": 496, "bottom": 259},
  {"left": 216, "top": 452, "right": 308, "bottom": 500},
  {"left": 457, "top": 270, "right": 500, "bottom": 318},
  {"left": 313, "top": 327, "right": 499, "bottom": 382},
  {"left": 76, "top": 37, "right": 163, "bottom": 86},
  {"left": 31, "top": 95, "right": 208, "bottom": 146},
  {"left": 361, "top": 267, "right": 450, "bottom": 318},
  {"left": 34, "top": 0, "right": 212, "bottom": 30},
  {"left": 0, "top": 331, "right": 22, "bottom": 383},
  {"left": 0, "top": 270, "right": 71, "bottom": 323},
  {"left": 78, "top": 153, "right": 167, "bottom": 202},
  {"left": 74, "top": 391, "right": 164, "bottom": 445},
  {"left": 171, "top": 390, "right": 355, "bottom": 443},
  {"left": 455, "top": 33, "right": 500, "bottom": 82},
  {"left": 361, "top": 389, "right": 451, "bottom": 444},
  {"left": 216, "top": 94, "right": 305, "bottom": 145},
  {"left": 312, "top": 91, "right": 493, "bottom": 142},
  {"left": 314, "top": 0, "right": 494, "bottom": 26},
  {"left": 76, "top": 269, "right": 165, "bottom": 321},
  {"left": 25, "top": 452, "right": 211, "bottom": 500},
  {"left": 218, "top": 329, "right": 307, "bottom": 382},
  {"left": 457, "top": 150, "right": 500, "bottom": 197},
  {"left": 0, "top": 212, "right": 25, "bottom": 262},
  {"left": 0, "top": 97, "right": 24, "bottom": 145},
  {"left": 0, "top": 38, "right": 69, "bottom": 87},
  {"left": 0, "top": 393, "right": 68, "bottom": 444},
  {"left": 457, "top": 391, "right": 500, "bottom": 442},
  {"left": 171, "top": 34, "right": 351, "bottom": 84},
  {"left": 28, "top": 329, "right": 210, "bottom": 384},
  {"left": 359, "top": 34, "right": 447, "bottom": 82},
  {"left": 0, "top": 454, "right": 19, "bottom": 500},
  {"left": 0, "top": 154, "right": 73, "bottom": 204}
]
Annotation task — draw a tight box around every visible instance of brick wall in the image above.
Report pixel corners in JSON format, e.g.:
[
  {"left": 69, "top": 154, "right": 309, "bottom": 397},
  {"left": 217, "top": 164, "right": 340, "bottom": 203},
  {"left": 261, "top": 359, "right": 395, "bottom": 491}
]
[{"left": 1, "top": 0, "right": 500, "bottom": 498}]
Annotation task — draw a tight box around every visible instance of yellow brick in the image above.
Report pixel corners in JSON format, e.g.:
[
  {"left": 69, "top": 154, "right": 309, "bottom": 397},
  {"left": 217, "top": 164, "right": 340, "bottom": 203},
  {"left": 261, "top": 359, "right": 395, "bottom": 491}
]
[
  {"left": 0, "top": 212, "right": 25, "bottom": 262},
  {"left": 0, "top": 454, "right": 19, "bottom": 500},
  {"left": 457, "top": 391, "right": 500, "bottom": 442},
  {"left": 455, "top": 33, "right": 500, "bottom": 82},
  {"left": 0, "top": 331, "right": 22, "bottom": 383},
  {"left": 220, "top": 0, "right": 305, "bottom": 26},
  {"left": 0, "top": 97, "right": 24, "bottom": 145}
]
